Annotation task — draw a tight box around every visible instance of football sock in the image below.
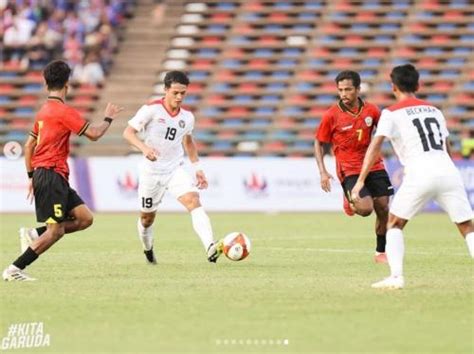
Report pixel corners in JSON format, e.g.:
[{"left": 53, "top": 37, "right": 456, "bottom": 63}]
[
  {"left": 465, "top": 232, "right": 474, "bottom": 258},
  {"left": 386, "top": 228, "right": 404, "bottom": 277},
  {"left": 191, "top": 207, "right": 214, "bottom": 250},
  {"left": 137, "top": 218, "right": 153, "bottom": 251},
  {"left": 376, "top": 234, "right": 386, "bottom": 253},
  {"left": 12, "top": 247, "right": 39, "bottom": 270},
  {"left": 36, "top": 226, "right": 47, "bottom": 237}
]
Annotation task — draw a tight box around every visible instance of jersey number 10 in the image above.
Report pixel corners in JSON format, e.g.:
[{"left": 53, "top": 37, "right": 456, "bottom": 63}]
[{"left": 412, "top": 117, "right": 443, "bottom": 152}]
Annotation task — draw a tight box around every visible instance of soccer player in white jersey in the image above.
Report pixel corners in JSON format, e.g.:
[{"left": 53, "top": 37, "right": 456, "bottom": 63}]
[
  {"left": 351, "top": 64, "right": 474, "bottom": 289},
  {"left": 122, "top": 71, "right": 223, "bottom": 264}
]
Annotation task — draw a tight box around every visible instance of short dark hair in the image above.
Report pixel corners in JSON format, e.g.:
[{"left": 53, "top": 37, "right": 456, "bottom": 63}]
[
  {"left": 43, "top": 60, "right": 71, "bottom": 91},
  {"left": 390, "top": 64, "right": 419, "bottom": 93},
  {"left": 335, "top": 70, "right": 361, "bottom": 88},
  {"left": 164, "top": 71, "right": 190, "bottom": 88}
]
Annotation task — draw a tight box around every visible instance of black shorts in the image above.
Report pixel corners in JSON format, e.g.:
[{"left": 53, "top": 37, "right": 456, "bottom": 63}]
[
  {"left": 342, "top": 170, "right": 394, "bottom": 202},
  {"left": 33, "top": 168, "right": 84, "bottom": 223}
]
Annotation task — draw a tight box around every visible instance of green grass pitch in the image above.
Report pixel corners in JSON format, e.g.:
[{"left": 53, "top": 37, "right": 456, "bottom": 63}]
[{"left": 0, "top": 213, "right": 472, "bottom": 353}]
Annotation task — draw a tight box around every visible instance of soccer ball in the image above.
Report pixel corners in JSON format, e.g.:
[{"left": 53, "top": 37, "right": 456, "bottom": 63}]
[{"left": 222, "top": 232, "right": 251, "bottom": 261}]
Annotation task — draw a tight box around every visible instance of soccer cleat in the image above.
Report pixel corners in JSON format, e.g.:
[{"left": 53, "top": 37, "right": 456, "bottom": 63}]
[
  {"left": 374, "top": 252, "right": 388, "bottom": 264},
  {"left": 343, "top": 196, "right": 355, "bottom": 216},
  {"left": 207, "top": 240, "right": 224, "bottom": 263},
  {"left": 144, "top": 248, "right": 157, "bottom": 264},
  {"left": 2, "top": 267, "right": 36, "bottom": 282},
  {"left": 19, "top": 227, "right": 38, "bottom": 253},
  {"left": 371, "top": 276, "right": 404, "bottom": 289}
]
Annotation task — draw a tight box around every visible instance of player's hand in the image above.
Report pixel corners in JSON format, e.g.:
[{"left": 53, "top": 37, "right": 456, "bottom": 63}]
[
  {"left": 142, "top": 146, "right": 158, "bottom": 161},
  {"left": 195, "top": 170, "right": 208, "bottom": 189},
  {"left": 320, "top": 171, "right": 334, "bottom": 192},
  {"left": 104, "top": 103, "right": 124, "bottom": 119},
  {"left": 351, "top": 181, "right": 364, "bottom": 202},
  {"left": 26, "top": 179, "right": 34, "bottom": 204}
]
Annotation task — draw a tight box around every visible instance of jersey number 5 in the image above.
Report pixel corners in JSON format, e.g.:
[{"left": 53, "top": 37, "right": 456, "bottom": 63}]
[{"left": 412, "top": 117, "right": 443, "bottom": 152}]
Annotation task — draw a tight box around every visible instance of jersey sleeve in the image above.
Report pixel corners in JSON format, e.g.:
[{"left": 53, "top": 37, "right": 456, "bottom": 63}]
[
  {"left": 315, "top": 111, "right": 333, "bottom": 143},
  {"left": 186, "top": 112, "right": 195, "bottom": 135},
  {"left": 30, "top": 119, "right": 39, "bottom": 140},
  {"left": 128, "top": 105, "right": 154, "bottom": 132},
  {"left": 375, "top": 109, "right": 394, "bottom": 138},
  {"left": 63, "top": 107, "right": 90, "bottom": 136}
]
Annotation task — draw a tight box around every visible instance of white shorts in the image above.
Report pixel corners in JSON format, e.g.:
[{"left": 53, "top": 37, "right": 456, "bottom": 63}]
[
  {"left": 390, "top": 172, "right": 473, "bottom": 223},
  {"left": 138, "top": 166, "right": 198, "bottom": 213}
]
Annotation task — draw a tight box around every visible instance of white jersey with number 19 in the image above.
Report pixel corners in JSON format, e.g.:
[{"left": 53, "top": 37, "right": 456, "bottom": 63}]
[
  {"left": 375, "top": 97, "right": 455, "bottom": 176},
  {"left": 128, "top": 99, "right": 195, "bottom": 174}
]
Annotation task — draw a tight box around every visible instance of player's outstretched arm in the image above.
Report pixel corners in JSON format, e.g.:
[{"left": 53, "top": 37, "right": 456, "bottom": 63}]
[
  {"left": 122, "top": 125, "right": 157, "bottom": 161},
  {"left": 352, "top": 135, "right": 385, "bottom": 201},
  {"left": 83, "top": 103, "right": 123, "bottom": 141},
  {"left": 314, "top": 139, "right": 334, "bottom": 192}
]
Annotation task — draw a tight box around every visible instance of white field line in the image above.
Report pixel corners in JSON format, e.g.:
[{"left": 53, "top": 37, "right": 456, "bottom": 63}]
[{"left": 267, "top": 247, "right": 469, "bottom": 257}]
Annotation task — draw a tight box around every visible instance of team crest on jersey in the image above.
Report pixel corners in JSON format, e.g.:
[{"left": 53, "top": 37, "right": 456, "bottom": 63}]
[
  {"left": 365, "top": 117, "right": 373, "bottom": 127},
  {"left": 178, "top": 120, "right": 185, "bottom": 128}
]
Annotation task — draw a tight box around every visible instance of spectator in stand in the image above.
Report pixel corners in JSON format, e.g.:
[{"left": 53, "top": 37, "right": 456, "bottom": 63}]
[{"left": 72, "top": 51, "right": 105, "bottom": 85}]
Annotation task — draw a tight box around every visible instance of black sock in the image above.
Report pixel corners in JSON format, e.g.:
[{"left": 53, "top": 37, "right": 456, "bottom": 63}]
[
  {"left": 36, "top": 226, "right": 47, "bottom": 236},
  {"left": 13, "top": 247, "right": 39, "bottom": 270},
  {"left": 376, "top": 234, "right": 386, "bottom": 253}
]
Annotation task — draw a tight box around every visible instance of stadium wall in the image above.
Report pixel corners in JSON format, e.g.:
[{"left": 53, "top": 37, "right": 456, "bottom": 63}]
[{"left": 1, "top": 157, "right": 473, "bottom": 213}]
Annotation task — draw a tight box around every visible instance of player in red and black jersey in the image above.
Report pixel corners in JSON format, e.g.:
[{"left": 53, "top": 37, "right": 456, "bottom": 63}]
[
  {"left": 314, "top": 70, "right": 394, "bottom": 263},
  {"left": 2, "top": 60, "right": 123, "bottom": 281}
]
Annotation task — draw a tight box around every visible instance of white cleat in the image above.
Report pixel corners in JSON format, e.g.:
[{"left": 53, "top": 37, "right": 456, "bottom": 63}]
[
  {"left": 2, "top": 266, "right": 36, "bottom": 282},
  {"left": 371, "top": 276, "right": 404, "bottom": 289},
  {"left": 19, "top": 227, "right": 38, "bottom": 253}
]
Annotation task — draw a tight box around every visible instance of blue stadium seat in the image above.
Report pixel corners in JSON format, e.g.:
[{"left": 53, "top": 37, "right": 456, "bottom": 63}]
[
  {"left": 241, "top": 131, "right": 265, "bottom": 140},
  {"left": 277, "top": 59, "right": 298, "bottom": 68},
  {"left": 207, "top": 25, "right": 227, "bottom": 33},
  {"left": 188, "top": 71, "right": 209, "bottom": 80},
  {"left": 283, "top": 106, "right": 304, "bottom": 115},
  {"left": 210, "top": 83, "right": 231, "bottom": 93},
  {"left": 223, "top": 119, "right": 244, "bottom": 127},
  {"left": 195, "top": 49, "right": 219, "bottom": 58},
  {"left": 250, "top": 119, "right": 271, "bottom": 127},
  {"left": 255, "top": 107, "right": 276, "bottom": 116},
  {"left": 298, "top": 13, "right": 318, "bottom": 20},
  {"left": 263, "top": 24, "right": 284, "bottom": 32},
  {"left": 295, "top": 82, "right": 314, "bottom": 92},
  {"left": 253, "top": 49, "right": 274, "bottom": 58},
  {"left": 201, "top": 107, "right": 221, "bottom": 117},
  {"left": 266, "top": 82, "right": 288, "bottom": 91},
  {"left": 221, "top": 59, "right": 242, "bottom": 69}
]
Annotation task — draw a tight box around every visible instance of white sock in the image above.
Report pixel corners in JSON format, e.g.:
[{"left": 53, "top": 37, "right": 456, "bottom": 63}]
[
  {"left": 465, "top": 232, "right": 474, "bottom": 258},
  {"left": 386, "top": 228, "right": 405, "bottom": 277},
  {"left": 137, "top": 218, "right": 153, "bottom": 251},
  {"left": 191, "top": 207, "right": 214, "bottom": 250}
]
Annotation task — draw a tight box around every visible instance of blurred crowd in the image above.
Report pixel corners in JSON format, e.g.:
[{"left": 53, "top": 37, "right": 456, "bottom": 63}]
[{"left": 0, "top": 0, "right": 135, "bottom": 85}]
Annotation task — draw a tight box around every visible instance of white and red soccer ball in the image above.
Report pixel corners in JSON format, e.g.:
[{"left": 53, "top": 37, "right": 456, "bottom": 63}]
[{"left": 222, "top": 232, "right": 251, "bottom": 261}]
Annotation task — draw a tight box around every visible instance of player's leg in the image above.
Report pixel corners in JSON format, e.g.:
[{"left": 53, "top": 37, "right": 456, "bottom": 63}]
[
  {"left": 342, "top": 175, "right": 373, "bottom": 217},
  {"left": 4, "top": 168, "right": 68, "bottom": 281},
  {"left": 366, "top": 170, "right": 394, "bottom": 263},
  {"left": 139, "top": 212, "right": 157, "bottom": 264},
  {"left": 433, "top": 175, "right": 474, "bottom": 257},
  {"left": 372, "top": 178, "right": 431, "bottom": 289},
  {"left": 373, "top": 196, "right": 390, "bottom": 263},
  {"left": 169, "top": 167, "right": 222, "bottom": 262},
  {"left": 19, "top": 189, "right": 92, "bottom": 251},
  {"left": 137, "top": 171, "right": 162, "bottom": 264}
]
